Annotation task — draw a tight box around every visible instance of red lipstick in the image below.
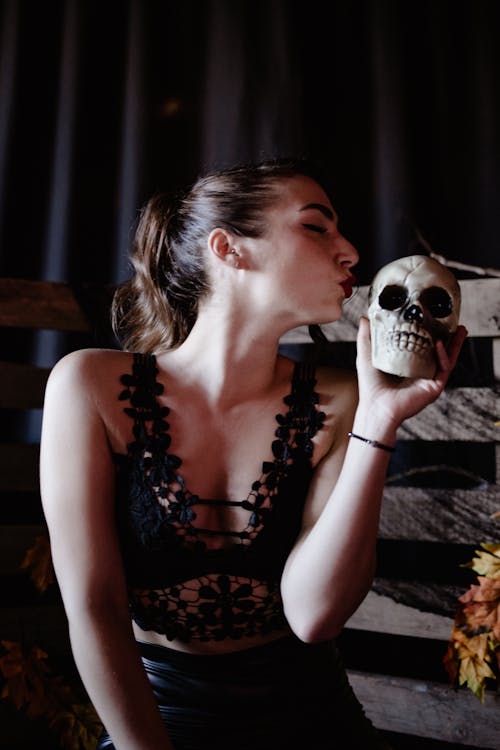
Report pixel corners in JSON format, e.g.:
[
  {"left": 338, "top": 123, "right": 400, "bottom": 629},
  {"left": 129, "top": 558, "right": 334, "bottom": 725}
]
[{"left": 340, "top": 275, "right": 356, "bottom": 298}]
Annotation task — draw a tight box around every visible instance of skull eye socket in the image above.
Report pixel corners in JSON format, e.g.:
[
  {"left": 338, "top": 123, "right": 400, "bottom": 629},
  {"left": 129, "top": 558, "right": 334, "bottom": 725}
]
[
  {"left": 378, "top": 285, "right": 407, "bottom": 310},
  {"left": 420, "top": 286, "right": 453, "bottom": 318}
]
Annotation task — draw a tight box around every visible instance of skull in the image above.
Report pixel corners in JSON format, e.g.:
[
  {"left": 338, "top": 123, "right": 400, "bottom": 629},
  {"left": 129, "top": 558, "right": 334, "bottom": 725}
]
[{"left": 367, "top": 255, "right": 461, "bottom": 378}]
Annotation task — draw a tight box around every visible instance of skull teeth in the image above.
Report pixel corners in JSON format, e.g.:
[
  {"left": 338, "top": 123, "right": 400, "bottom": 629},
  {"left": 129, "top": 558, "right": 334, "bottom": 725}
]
[{"left": 388, "top": 330, "right": 432, "bottom": 352}]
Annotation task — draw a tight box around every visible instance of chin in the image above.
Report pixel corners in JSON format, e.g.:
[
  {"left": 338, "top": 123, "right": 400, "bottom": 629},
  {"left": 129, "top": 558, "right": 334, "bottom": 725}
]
[{"left": 320, "top": 305, "right": 343, "bottom": 324}]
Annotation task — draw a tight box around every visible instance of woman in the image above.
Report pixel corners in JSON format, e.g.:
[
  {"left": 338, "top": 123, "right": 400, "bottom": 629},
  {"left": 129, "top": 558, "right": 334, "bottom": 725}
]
[{"left": 40, "top": 159, "right": 466, "bottom": 749}]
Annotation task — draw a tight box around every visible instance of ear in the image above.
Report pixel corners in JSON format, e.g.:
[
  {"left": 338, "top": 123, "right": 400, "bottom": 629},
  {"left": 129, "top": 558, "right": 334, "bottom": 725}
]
[{"left": 208, "top": 228, "right": 241, "bottom": 268}]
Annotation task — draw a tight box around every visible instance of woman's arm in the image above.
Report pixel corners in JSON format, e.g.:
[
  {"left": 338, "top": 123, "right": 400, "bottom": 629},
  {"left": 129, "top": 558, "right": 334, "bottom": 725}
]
[
  {"left": 40, "top": 350, "right": 174, "bottom": 750},
  {"left": 281, "top": 318, "right": 468, "bottom": 642}
]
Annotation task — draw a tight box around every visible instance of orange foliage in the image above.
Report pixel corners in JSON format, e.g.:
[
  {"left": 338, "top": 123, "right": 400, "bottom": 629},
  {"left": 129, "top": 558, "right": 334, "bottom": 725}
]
[
  {"left": 0, "top": 640, "right": 102, "bottom": 749},
  {"left": 444, "top": 544, "right": 500, "bottom": 701}
]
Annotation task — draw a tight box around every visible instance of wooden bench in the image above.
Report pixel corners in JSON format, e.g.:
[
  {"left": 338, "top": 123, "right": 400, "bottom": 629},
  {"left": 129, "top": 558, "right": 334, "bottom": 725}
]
[
  {"left": 281, "top": 274, "right": 500, "bottom": 748},
  {"left": 1, "top": 274, "right": 499, "bottom": 748},
  {"left": 0, "top": 277, "right": 115, "bottom": 748}
]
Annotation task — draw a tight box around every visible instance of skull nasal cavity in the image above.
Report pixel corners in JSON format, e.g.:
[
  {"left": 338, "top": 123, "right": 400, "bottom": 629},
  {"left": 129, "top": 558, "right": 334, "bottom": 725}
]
[{"left": 404, "top": 304, "right": 424, "bottom": 323}]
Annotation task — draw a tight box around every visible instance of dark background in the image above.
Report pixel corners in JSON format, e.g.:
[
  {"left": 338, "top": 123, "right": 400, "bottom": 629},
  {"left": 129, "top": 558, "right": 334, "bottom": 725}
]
[
  {"left": 0, "top": 3, "right": 499, "bottom": 748},
  {"left": 1, "top": 0, "right": 499, "bottom": 291}
]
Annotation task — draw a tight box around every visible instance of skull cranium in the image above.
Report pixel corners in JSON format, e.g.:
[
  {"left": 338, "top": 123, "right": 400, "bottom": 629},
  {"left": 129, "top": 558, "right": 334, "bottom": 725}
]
[{"left": 367, "top": 255, "right": 461, "bottom": 378}]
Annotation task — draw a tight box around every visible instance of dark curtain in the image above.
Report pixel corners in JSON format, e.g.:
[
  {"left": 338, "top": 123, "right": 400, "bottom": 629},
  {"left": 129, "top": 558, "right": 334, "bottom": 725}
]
[{"left": 1, "top": 0, "right": 499, "bottom": 287}]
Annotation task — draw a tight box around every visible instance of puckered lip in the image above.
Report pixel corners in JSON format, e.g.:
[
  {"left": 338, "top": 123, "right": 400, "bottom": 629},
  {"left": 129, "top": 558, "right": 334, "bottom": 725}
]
[{"left": 340, "top": 274, "right": 357, "bottom": 298}]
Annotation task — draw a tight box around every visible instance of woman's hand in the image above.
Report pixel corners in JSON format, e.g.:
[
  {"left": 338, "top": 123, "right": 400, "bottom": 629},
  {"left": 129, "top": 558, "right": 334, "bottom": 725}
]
[{"left": 355, "top": 316, "right": 468, "bottom": 428}]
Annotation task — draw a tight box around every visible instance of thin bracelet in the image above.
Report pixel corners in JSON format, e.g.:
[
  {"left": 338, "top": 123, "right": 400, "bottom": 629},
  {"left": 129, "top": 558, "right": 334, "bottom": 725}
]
[{"left": 348, "top": 431, "right": 395, "bottom": 453}]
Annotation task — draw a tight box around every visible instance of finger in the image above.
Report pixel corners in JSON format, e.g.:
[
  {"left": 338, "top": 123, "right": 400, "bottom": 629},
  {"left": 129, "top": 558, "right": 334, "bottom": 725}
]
[
  {"left": 356, "top": 316, "right": 371, "bottom": 362},
  {"left": 447, "top": 325, "right": 468, "bottom": 369},
  {"left": 434, "top": 325, "right": 468, "bottom": 386},
  {"left": 435, "top": 339, "right": 451, "bottom": 376}
]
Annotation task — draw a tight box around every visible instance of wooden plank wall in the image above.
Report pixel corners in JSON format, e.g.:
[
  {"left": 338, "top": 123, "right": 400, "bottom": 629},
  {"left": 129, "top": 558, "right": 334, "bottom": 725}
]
[
  {"left": 0, "top": 275, "right": 499, "bottom": 748},
  {"left": 281, "top": 275, "right": 500, "bottom": 749},
  {"left": 0, "top": 278, "right": 116, "bottom": 749}
]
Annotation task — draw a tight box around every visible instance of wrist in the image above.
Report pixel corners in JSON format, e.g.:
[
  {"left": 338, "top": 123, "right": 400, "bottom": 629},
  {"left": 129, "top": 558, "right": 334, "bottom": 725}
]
[
  {"left": 348, "top": 431, "right": 395, "bottom": 453},
  {"left": 351, "top": 406, "right": 399, "bottom": 447}
]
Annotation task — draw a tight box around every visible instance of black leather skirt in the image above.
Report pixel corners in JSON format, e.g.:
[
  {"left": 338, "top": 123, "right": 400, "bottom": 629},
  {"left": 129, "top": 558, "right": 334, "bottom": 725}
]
[{"left": 97, "top": 635, "right": 391, "bottom": 750}]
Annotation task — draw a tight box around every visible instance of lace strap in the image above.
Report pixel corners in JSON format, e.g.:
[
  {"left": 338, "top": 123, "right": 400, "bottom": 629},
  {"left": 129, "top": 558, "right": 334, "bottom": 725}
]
[
  {"left": 278, "top": 361, "right": 325, "bottom": 455},
  {"left": 287, "top": 361, "right": 320, "bottom": 410},
  {"left": 118, "top": 353, "right": 170, "bottom": 449},
  {"left": 292, "top": 360, "right": 316, "bottom": 386}
]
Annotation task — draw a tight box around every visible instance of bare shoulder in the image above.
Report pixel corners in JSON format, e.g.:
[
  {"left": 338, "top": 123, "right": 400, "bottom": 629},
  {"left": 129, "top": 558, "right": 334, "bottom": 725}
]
[
  {"left": 299, "top": 363, "right": 359, "bottom": 467},
  {"left": 43, "top": 348, "right": 140, "bottom": 457},
  {"left": 44, "top": 349, "right": 133, "bottom": 433},
  {"left": 46, "top": 348, "right": 133, "bottom": 400}
]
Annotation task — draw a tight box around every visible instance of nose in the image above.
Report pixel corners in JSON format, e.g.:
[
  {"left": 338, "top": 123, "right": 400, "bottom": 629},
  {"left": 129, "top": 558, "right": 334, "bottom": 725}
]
[
  {"left": 337, "top": 234, "right": 359, "bottom": 268},
  {"left": 404, "top": 304, "right": 424, "bottom": 323}
]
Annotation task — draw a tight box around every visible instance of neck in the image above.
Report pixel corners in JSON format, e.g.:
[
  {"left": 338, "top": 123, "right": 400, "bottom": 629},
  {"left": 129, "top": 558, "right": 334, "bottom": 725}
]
[{"left": 157, "top": 307, "right": 290, "bottom": 406}]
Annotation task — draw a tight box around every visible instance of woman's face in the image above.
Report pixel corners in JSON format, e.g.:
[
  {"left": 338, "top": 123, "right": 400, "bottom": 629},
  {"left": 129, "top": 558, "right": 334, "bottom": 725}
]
[{"left": 249, "top": 175, "right": 359, "bottom": 327}]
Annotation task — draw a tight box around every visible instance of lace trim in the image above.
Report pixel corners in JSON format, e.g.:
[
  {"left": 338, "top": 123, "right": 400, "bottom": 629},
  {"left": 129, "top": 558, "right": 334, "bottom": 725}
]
[
  {"left": 118, "top": 355, "right": 325, "bottom": 551},
  {"left": 129, "top": 573, "right": 285, "bottom": 641}
]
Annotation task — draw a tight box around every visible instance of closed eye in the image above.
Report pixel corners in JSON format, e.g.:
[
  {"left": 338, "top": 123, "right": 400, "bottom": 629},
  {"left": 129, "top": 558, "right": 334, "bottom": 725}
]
[{"left": 302, "top": 223, "right": 327, "bottom": 234}]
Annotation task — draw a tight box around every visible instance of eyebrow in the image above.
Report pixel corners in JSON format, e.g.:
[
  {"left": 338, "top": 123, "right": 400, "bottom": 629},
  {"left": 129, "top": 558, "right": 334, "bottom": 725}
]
[{"left": 300, "top": 203, "right": 336, "bottom": 222}]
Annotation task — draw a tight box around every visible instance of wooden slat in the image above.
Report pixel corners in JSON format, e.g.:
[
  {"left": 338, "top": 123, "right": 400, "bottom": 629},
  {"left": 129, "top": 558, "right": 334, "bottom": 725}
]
[
  {"left": 371, "top": 579, "right": 466, "bottom": 621},
  {"left": 346, "top": 577, "right": 466, "bottom": 638},
  {"left": 0, "top": 701, "right": 58, "bottom": 746},
  {"left": 0, "top": 490, "right": 46, "bottom": 524},
  {"left": 0, "top": 361, "right": 49, "bottom": 408},
  {"left": 346, "top": 589, "right": 453, "bottom": 640},
  {"left": 459, "top": 278, "right": 500, "bottom": 339},
  {"left": 281, "top": 278, "right": 500, "bottom": 343},
  {"left": 0, "top": 278, "right": 90, "bottom": 332},
  {"left": 494, "top": 338, "right": 500, "bottom": 380},
  {"left": 397, "top": 387, "right": 498, "bottom": 442},
  {"left": 0, "top": 444, "right": 39, "bottom": 491},
  {"left": 348, "top": 670, "right": 500, "bottom": 748},
  {"left": 1, "top": 276, "right": 496, "bottom": 750},
  {"left": 3, "top": 487, "right": 480, "bottom": 566},
  {"left": 379, "top": 486, "right": 500, "bottom": 544},
  {"left": 0, "top": 604, "right": 68, "bottom": 644}
]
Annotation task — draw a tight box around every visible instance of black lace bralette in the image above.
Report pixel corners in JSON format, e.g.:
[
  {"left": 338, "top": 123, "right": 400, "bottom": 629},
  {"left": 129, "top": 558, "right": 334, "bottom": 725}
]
[{"left": 114, "top": 353, "right": 325, "bottom": 642}]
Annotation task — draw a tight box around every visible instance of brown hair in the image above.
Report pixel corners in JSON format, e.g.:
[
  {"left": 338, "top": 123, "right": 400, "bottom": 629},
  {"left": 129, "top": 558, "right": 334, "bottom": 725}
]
[{"left": 112, "top": 158, "right": 334, "bottom": 352}]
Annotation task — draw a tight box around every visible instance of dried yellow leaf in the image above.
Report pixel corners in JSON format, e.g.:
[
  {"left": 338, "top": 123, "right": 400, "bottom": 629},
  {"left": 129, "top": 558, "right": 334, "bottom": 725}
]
[
  {"left": 466, "top": 545, "right": 500, "bottom": 579},
  {"left": 458, "top": 652, "right": 496, "bottom": 702}
]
